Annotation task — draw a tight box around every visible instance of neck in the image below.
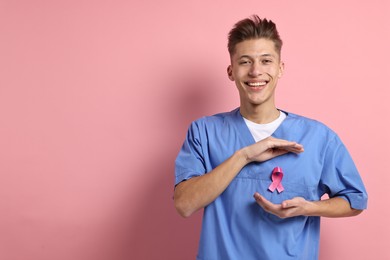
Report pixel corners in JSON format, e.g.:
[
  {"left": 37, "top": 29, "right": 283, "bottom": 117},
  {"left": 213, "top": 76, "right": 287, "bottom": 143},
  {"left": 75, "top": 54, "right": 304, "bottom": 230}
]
[{"left": 240, "top": 103, "right": 280, "bottom": 124}]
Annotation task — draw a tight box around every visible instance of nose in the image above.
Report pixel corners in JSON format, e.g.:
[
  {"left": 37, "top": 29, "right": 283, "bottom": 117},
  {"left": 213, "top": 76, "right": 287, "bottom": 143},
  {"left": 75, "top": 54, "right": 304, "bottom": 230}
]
[{"left": 248, "top": 61, "right": 262, "bottom": 77}]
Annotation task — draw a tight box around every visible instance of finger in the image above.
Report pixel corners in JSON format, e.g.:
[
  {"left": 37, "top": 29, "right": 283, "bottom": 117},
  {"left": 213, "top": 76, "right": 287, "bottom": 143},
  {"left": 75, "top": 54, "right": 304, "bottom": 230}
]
[
  {"left": 270, "top": 149, "right": 289, "bottom": 157},
  {"left": 281, "top": 142, "right": 304, "bottom": 150},
  {"left": 254, "top": 193, "right": 280, "bottom": 211},
  {"left": 268, "top": 139, "right": 304, "bottom": 153},
  {"left": 267, "top": 146, "right": 300, "bottom": 160},
  {"left": 253, "top": 192, "right": 263, "bottom": 201},
  {"left": 254, "top": 192, "right": 268, "bottom": 206},
  {"left": 281, "top": 144, "right": 304, "bottom": 154}
]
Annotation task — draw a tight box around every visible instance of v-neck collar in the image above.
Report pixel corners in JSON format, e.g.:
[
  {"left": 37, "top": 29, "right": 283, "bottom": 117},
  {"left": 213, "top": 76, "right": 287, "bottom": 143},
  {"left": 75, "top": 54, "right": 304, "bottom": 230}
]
[{"left": 232, "top": 107, "right": 290, "bottom": 146}]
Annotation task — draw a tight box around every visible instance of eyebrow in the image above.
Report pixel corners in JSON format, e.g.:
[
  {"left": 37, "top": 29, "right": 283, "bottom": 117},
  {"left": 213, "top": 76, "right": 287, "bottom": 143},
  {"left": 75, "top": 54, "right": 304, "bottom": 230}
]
[{"left": 238, "top": 54, "right": 275, "bottom": 59}]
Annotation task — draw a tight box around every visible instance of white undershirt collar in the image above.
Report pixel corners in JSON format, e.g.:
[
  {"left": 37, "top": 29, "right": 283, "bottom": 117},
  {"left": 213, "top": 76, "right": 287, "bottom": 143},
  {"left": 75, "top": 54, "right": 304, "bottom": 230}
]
[{"left": 243, "top": 110, "right": 287, "bottom": 142}]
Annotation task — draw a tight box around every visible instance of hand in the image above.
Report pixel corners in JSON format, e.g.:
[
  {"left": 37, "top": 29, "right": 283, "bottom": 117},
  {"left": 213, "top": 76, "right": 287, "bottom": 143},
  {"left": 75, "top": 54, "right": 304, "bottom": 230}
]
[
  {"left": 243, "top": 136, "right": 304, "bottom": 163},
  {"left": 253, "top": 192, "right": 312, "bottom": 218}
]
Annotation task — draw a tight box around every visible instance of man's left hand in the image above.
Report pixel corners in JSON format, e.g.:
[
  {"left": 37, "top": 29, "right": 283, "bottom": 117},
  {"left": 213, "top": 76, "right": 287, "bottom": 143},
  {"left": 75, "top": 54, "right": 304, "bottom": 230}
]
[{"left": 253, "top": 192, "right": 313, "bottom": 218}]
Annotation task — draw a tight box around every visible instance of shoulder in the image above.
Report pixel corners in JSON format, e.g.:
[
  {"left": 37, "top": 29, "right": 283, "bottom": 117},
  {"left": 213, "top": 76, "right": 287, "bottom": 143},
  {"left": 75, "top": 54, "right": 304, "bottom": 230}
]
[
  {"left": 284, "top": 110, "right": 334, "bottom": 132},
  {"left": 282, "top": 110, "right": 338, "bottom": 140},
  {"left": 191, "top": 108, "right": 240, "bottom": 128}
]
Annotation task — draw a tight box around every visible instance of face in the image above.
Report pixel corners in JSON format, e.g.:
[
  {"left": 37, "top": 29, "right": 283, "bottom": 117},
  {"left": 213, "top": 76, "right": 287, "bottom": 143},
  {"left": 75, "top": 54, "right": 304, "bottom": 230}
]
[{"left": 227, "top": 38, "right": 284, "bottom": 109}]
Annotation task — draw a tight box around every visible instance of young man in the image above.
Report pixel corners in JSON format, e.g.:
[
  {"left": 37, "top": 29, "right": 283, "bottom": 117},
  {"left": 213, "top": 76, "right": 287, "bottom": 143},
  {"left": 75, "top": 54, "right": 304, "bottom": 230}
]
[{"left": 174, "top": 15, "right": 367, "bottom": 260}]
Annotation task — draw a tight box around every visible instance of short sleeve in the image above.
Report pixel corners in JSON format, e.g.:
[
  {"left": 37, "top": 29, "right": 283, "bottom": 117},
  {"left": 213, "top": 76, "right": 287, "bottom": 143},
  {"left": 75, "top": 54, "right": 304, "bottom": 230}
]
[
  {"left": 174, "top": 121, "right": 207, "bottom": 186},
  {"left": 320, "top": 135, "right": 368, "bottom": 210}
]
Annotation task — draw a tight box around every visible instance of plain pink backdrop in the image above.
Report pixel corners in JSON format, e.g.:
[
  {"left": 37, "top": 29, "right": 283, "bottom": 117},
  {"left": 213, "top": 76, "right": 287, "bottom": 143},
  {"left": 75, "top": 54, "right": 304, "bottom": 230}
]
[{"left": 0, "top": 0, "right": 389, "bottom": 259}]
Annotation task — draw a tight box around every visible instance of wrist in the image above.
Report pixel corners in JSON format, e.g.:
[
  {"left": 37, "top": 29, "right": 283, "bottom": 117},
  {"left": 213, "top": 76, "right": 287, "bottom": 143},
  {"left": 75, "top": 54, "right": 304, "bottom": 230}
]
[
  {"left": 304, "top": 200, "right": 319, "bottom": 216},
  {"left": 234, "top": 148, "right": 252, "bottom": 166}
]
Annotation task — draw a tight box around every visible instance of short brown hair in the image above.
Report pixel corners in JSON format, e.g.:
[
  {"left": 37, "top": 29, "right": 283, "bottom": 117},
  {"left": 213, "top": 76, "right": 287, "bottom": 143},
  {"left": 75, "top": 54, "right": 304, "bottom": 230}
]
[{"left": 227, "top": 15, "right": 283, "bottom": 57}]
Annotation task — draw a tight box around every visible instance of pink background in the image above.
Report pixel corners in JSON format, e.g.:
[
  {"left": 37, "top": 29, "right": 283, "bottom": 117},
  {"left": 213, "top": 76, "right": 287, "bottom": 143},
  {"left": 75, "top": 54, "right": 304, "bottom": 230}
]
[{"left": 1, "top": 0, "right": 389, "bottom": 259}]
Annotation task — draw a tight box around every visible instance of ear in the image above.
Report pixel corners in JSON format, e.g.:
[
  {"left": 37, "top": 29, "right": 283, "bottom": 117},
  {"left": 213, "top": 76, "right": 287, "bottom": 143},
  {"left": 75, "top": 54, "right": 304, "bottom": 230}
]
[
  {"left": 278, "top": 61, "right": 285, "bottom": 78},
  {"left": 227, "top": 65, "right": 234, "bottom": 81}
]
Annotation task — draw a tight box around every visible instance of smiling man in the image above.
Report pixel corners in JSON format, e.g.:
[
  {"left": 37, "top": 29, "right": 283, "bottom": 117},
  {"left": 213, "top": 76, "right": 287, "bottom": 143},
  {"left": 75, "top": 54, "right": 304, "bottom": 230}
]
[{"left": 174, "top": 15, "right": 367, "bottom": 260}]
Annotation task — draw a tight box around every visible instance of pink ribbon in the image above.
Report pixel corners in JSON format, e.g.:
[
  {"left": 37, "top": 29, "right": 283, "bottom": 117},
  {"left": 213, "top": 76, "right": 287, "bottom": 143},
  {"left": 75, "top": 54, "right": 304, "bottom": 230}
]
[{"left": 268, "top": 167, "right": 284, "bottom": 193}]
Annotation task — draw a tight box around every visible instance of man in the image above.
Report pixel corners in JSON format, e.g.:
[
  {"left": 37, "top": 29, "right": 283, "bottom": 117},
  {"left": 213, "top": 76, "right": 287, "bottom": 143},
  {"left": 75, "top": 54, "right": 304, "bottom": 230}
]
[{"left": 174, "top": 15, "right": 367, "bottom": 260}]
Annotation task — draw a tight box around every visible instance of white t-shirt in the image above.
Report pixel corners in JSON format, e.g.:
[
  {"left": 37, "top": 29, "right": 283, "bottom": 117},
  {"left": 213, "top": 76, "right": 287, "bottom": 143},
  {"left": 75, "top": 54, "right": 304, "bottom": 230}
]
[{"left": 243, "top": 111, "right": 287, "bottom": 142}]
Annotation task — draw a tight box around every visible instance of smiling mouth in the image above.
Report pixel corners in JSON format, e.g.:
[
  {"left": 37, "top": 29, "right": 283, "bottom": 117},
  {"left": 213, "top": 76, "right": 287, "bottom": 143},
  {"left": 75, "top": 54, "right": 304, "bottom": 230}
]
[{"left": 245, "top": 81, "right": 268, "bottom": 87}]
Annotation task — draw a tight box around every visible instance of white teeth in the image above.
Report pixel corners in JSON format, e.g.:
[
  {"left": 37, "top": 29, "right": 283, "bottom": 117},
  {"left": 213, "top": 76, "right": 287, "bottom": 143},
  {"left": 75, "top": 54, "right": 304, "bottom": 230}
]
[{"left": 247, "top": 82, "right": 266, "bottom": 86}]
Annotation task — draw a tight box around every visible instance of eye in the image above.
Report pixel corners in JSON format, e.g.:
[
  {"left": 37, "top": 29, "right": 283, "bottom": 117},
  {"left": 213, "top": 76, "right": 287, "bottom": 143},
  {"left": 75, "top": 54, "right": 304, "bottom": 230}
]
[
  {"left": 262, "top": 59, "right": 273, "bottom": 64},
  {"left": 239, "top": 60, "right": 251, "bottom": 65}
]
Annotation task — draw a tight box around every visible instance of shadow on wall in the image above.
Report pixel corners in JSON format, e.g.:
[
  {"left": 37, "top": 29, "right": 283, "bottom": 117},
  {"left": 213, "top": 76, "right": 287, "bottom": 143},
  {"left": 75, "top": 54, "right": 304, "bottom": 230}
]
[{"left": 125, "top": 69, "right": 220, "bottom": 259}]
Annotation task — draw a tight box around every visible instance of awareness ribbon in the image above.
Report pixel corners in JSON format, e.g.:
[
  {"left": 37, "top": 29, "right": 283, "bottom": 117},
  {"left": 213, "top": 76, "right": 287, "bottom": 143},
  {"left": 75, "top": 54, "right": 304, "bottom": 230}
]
[{"left": 268, "top": 167, "right": 284, "bottom": 193}]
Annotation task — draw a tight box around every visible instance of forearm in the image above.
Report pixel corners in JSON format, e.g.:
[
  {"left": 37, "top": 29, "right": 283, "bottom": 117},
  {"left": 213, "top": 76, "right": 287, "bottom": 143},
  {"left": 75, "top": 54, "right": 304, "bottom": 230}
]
[
  {"left": 174, "top": 149, "right": 248, "bottom": 218},
  {"left": 306, "top": 197, "right": 363, "bottom": 218}
]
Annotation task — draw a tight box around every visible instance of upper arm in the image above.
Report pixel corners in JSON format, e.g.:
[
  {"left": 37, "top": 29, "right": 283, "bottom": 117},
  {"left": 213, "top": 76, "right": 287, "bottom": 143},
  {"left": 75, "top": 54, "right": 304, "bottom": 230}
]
[{"left": 320, "top": 135, "right": 368, "bottom": 210}]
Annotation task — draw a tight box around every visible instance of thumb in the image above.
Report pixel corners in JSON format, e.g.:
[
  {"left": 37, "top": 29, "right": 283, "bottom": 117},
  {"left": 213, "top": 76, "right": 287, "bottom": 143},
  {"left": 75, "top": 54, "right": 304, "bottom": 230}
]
[
  {"left": 281, "top": 199, "right": 296, "bottom": 209},
  {"left": 282, "top": 197, "right": 305, "bottom": 208}
]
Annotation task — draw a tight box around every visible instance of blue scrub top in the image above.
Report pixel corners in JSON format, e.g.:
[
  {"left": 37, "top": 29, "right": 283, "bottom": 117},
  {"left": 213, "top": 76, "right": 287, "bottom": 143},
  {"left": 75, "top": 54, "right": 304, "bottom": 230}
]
[{"left": 175, "top": 108, "right": 368, "bottom": 260}]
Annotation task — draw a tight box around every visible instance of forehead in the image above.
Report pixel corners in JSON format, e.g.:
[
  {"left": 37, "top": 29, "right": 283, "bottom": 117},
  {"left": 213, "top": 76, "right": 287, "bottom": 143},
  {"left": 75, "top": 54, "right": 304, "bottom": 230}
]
[{"left": 232, "top": 38, "right": 279, "bottom": 59}]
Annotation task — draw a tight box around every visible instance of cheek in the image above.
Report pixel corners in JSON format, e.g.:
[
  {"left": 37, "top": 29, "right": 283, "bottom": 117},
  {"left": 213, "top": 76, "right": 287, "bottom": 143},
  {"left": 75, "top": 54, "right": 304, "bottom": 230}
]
[
  {"left": 267, "top": 67, "right": 281, "bottom": 78},
  {"left": 235, "top": 69, "right": 248, "bottom": 78}
]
